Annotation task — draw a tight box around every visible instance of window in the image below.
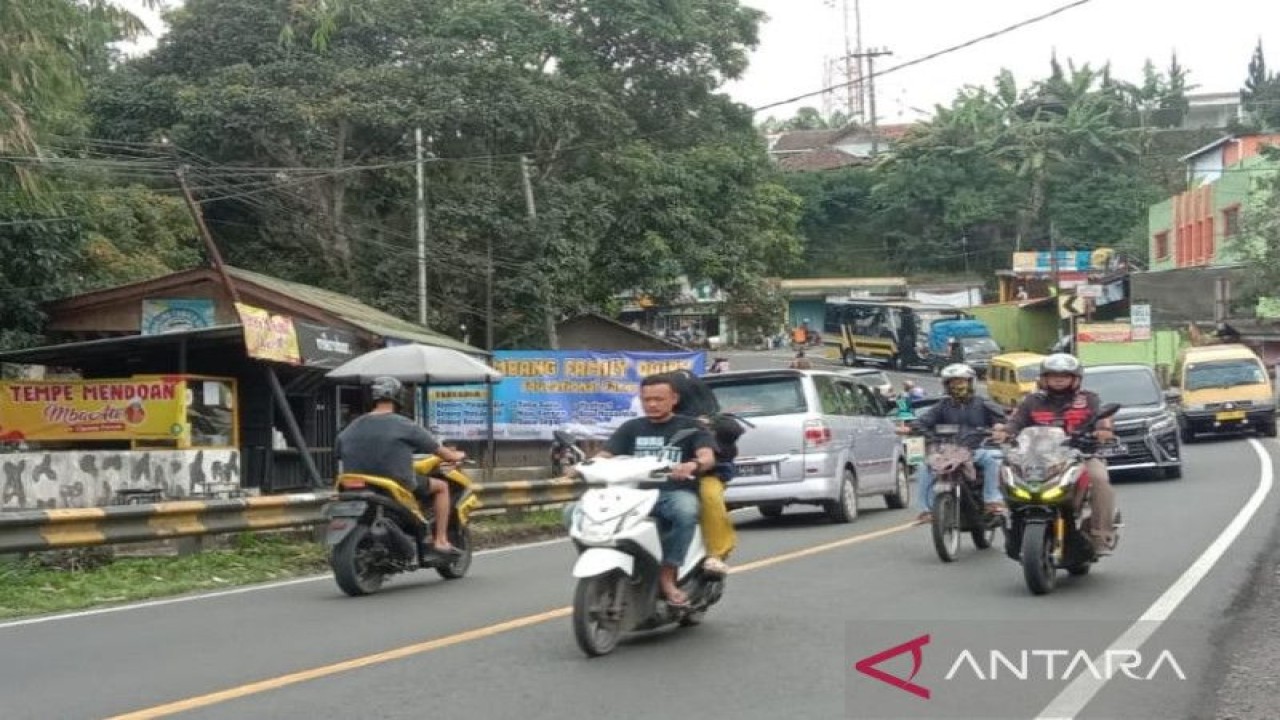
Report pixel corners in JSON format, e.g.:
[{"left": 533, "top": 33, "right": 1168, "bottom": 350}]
[
  {"left": 1154, "top": 231, "right": 1170, "bottom": 260},
  {"left": 1223, "top": 206, "right": 1240, "bottom": 239},
  {"left": 709, "top": 376, "right": 807, "bottom": 417}
]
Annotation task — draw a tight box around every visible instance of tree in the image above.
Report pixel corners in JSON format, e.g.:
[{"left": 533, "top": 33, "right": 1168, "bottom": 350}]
[
  {"left": 1241, "top": 40, "right": 1280, "bottom": 130},
  {"left": 91, "top": 0, "right": 801, "bottom": 347}
]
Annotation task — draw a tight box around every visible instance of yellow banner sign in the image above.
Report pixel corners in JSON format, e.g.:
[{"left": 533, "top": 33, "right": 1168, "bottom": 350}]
[
  {"left": 0, "top": 379, "right": 185, "bottom": 441},
  {"left": 236, "top": 303, "right": 301, "bottom": 364}
]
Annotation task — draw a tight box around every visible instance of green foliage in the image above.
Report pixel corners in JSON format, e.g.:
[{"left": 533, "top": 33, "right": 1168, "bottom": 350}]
[
  {"left": 1232, "top": 165, "right": 1280, "bottom": 309},
  {"left": 1241, "top": 40, "right": 1280, "bottom": 131},
  {"left": 88, "top": 0, "right": 798, "bottom": 347}
]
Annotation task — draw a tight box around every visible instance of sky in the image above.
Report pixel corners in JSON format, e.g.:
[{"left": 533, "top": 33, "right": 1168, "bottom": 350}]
[
  {"left": 118, "top": 0, "right": 1280, "bottom": 124},
  {"left": 729, "top": 0, "right": 1280, "bottom": 123}
]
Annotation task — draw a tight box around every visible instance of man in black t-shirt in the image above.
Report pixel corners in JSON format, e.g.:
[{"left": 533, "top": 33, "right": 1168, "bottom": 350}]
[
  {"left": 595, "top": 375, "right": 715, "bottom": 607},
  {"left": 335, "top": 376, "right": 464, "bottom": 556}
]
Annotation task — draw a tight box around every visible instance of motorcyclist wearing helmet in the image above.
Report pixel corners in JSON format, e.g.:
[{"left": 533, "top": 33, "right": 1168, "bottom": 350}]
[
  {"left": 900, "top": 364, "right": 1007, "bottom": 523},
  {"left": 334, "top": 376, "right": 464, "bottom": 556},
  {"left": 993, "top": 353, "right": 1118, "bottom": 556}
]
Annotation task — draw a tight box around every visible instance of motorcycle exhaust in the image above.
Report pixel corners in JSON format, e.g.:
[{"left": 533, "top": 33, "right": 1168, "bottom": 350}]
[{"left": 372, "top": 518, "right": 418, "bottom": 562}]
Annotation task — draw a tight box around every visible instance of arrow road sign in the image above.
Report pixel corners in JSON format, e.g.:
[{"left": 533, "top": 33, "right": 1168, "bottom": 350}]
[{"left": 1059, "top": 294, "right": 1088, "bottom": 318}]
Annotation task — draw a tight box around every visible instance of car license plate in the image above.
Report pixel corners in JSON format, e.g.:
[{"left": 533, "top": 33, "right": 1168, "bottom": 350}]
[
  {"left": 1216, "top": 410, "right": 1247, "bottom": 421},
  {"left": 1098, "top": 443, "right": 1128, "bottom": 458},
  {"left": 737, "top": 463, "right": 775, "bottom": 478}
]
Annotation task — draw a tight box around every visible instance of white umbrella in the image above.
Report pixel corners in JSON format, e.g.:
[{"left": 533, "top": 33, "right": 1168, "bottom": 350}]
[{"left": 326, "top": 343, "right": 503, "bottom": 384}]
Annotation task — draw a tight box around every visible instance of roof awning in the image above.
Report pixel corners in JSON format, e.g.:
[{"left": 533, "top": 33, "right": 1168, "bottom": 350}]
[{"left": 0, "top": 326, "right": 246, "bottom": 367}]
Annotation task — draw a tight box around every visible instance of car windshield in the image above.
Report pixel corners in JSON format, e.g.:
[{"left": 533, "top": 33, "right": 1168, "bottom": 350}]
[
  {"left": 708, "top": 377, "right": 808, "bottom": 417},
  {"left": 1083, "top": 368, "right": 1162, "bottom": 407},
  {"left": 961, "top": 337, "right": 1000, "bottom": 353},
  {"left": 1017, "top": 365, "right": 1041, "bottom": 382},
  {"left": 1185, "top": 359, "right": 1267, "bottom": 390}
]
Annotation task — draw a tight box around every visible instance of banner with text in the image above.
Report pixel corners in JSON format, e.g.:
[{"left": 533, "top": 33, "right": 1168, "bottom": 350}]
[
  {"left": 0, "top": 378, "right": 186, "bottom": 442},
  {"left": 425, "top": 350, "right": 705, "bottom": 440},
  {"left": 235, "top": 303, "right": 301, "bottom": 364}
]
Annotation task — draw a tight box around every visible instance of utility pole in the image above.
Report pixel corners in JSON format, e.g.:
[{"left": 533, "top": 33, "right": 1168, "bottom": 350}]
[
  {"left": 415, "top": 128, "right": 429, "bottom": 326},
  {"left": 851, "top": 48, "right": 893, "bottom": 154},
  {"left": 174, "top": 167, "right": 321, "bottom": 489},
  {"left": 521, "top": 155, "right": 559, "bottom": 349}
]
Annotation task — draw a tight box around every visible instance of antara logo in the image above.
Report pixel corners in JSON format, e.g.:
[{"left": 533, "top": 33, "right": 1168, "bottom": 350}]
[
  {"left": 854, "top": 634, "right": 932, "bottom": 699},
  {"left": 853, "top": 635, "right": 1188, "bottom": 700}
]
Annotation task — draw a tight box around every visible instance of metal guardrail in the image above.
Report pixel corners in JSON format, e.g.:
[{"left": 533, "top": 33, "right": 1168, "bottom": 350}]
[{"left": 0, "top": 479, "right": 587, "bottom": 553}]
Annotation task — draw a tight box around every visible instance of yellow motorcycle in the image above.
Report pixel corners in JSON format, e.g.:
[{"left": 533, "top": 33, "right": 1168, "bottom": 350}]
[{"left": 326, "top": 455, "right": 479, "bottom": 596}]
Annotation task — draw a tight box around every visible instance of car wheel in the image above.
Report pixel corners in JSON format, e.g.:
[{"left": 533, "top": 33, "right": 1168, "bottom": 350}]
[
  {"left": 1261, "top": 422, "right": 1278, "bottom": 439},
  {"left": 885, "top": 462, "right": 909, "bottom": 510},
  {"left": 825, "top": 468, "right": 859, "bottom": 524},
  {"left": 758, "top": 504, "right": 785, "bottom": 519},
  {"left": 842, "top": 349, "right": 856, "bottom": 367}
]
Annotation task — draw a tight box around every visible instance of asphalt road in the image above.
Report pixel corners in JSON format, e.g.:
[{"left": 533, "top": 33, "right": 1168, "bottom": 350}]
[{"left": 1, "top": 352, "right": 1276, "bottom": 720}]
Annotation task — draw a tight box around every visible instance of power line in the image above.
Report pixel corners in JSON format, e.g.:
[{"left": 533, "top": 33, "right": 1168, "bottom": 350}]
[{"left": 754, "top": 0, "right": 1096, "bottom": 114}]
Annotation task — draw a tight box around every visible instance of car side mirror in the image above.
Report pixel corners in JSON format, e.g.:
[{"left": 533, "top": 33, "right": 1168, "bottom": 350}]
[{"left": 1163, "top": 388, "right": 1181, "bottom": 402}]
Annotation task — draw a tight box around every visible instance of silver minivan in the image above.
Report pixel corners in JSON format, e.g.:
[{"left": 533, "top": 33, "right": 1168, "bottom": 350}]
[{"left": 703, "top": 369, "right": 910, "bottom": 523}]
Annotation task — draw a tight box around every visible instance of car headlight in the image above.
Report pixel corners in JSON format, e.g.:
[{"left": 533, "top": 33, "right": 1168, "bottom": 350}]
[{"left": 1148, "top": 416, "right": 1175, "bottom": 434}]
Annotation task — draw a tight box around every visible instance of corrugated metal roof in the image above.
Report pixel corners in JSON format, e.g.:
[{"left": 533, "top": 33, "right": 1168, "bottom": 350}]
[{"left": 225, "top": 267, "right": 485, "bottom": 355}]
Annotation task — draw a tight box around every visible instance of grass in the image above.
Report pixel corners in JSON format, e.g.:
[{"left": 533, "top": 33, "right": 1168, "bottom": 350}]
[{"left": 0, "top": 509, "right": 568, "bottom": 621}]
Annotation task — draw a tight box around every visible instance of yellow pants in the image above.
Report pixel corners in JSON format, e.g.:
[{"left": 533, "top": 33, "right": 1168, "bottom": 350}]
[{"left": 699, "top": 476, "right": 737, "bottom": 560}]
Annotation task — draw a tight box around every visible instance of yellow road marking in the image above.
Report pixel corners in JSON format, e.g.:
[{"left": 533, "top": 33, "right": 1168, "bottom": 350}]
[{"left": 108, "top": 520, "right": 917, "bottom": 719}]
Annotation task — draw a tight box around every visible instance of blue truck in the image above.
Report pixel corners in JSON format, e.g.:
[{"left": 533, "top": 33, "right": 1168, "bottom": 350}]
[{"left": 926, "top": 319, "right": 1002, "bottom": 378}]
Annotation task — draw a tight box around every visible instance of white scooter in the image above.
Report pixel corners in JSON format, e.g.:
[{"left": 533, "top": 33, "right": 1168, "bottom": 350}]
[{"left": 567, "top": 443, "right": 726, "bottom": 657}]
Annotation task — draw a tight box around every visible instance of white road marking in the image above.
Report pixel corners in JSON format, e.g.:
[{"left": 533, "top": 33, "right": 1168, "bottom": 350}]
[
  {"left": 0, "top": 536, "right": 569, "bottom": 631},
  {"left": 1035, "top": 439, "right": 1275, "bottom": 719}
]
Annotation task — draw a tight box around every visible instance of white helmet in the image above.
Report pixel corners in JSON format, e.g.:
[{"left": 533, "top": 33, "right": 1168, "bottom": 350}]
[{"left": 939, "top": 363, "right": 977, "bottom": 381}]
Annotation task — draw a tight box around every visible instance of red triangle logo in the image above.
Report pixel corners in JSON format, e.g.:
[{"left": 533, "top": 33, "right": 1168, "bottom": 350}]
[{"left": 854, "top": 633, "right": 931, "bottom": 700}]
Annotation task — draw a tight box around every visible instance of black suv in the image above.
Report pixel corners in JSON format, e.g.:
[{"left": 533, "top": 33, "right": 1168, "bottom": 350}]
[{"left": 1081, "top": 364, "right": 1182, "bottom": 479}]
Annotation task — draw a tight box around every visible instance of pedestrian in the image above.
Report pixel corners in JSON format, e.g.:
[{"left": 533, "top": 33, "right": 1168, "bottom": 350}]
[{"left": 789, "top": 349, "right": 813, "bottom": 369}]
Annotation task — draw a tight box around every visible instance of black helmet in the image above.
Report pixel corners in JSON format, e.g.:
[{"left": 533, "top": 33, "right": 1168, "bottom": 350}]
[{"left": 370, "top": 376, "right": 403, "bottom": 405}]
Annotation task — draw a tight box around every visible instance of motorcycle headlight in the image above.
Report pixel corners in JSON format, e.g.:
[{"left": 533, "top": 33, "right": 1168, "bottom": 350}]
[{"left": 1040, "top": 486, "right": 1066, "bottom": 502}]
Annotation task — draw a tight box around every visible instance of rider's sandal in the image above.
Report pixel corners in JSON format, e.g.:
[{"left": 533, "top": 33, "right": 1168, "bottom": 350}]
[
  {"left": 432, "top": 543, "right": 463, "bottom": 559},
  {"left": 664, "top": 589, "right": 691, "bottom": 608},
  {"left": 702, "top": 558, "right": 729, "bottom": 576}
]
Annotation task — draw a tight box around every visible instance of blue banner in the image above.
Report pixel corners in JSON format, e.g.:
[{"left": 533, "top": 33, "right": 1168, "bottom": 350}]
[{"left": 424, "top": 350, "right": 706, "bottom": 441}]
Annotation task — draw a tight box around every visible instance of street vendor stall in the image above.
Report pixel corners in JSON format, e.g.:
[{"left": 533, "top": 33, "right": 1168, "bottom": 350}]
[{"left": 0, "top": 374, "right": 243, "bottom": 509}]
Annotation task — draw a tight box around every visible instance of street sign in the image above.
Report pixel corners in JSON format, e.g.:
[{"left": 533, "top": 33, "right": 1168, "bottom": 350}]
[
  {"left": 1131, "top": 303, "right": 1152, "bottom": 340},
  {"left": 1058, "top": 294, "right": 1088, "bottom": 319},
  {"left": 1076, "top": 284, "right": 1103, "bottom": 299}
]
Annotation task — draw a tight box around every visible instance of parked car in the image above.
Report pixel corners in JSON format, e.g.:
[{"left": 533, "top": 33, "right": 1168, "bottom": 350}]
[
  {"left": 1081, "top": 364, "right": 1182, "bottom": 479},
  {"left": 1169, "top": 343, "right": 1277, "bottom": 441},
  {"left": 836, "top": 367, "right": 893, "bottom": 398},
  {"left": 703, "top": 369, "right": 909, "bottom": 522}
]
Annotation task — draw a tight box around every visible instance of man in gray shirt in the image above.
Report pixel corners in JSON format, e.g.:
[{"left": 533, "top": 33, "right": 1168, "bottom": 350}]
[{"left": 335, "top": 376, "right": 464, "bottom": 556}]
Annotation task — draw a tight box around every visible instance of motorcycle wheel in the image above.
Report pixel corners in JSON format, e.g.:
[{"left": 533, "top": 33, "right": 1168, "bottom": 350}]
[
  {"left": 931, "top": 493, "right": 961, "bottom": 562},
  {"left": 1020, "top": 523, "right": 1057, "bottom": 595},
  {"left": 573, "top": 571, "right": 626, "bottom": 657},
  {"left": 972, "top": 510, "right": 997, "bottom": 550},
  {"left": 331, "top": 525, "right": 385, "bottom": 597},
  {"left": 436, "top": 525, "right": 473, "bottom": 580}
]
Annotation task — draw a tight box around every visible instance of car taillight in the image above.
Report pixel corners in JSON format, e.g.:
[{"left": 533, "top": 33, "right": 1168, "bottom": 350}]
[{"left": 804, "top": 420, "right": 832, "bottom": 448}]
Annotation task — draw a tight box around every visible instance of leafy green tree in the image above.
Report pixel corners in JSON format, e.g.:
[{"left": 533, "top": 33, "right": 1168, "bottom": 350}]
[{"left": 1241, "top": 40, "right": 1280, "bottom": 130}]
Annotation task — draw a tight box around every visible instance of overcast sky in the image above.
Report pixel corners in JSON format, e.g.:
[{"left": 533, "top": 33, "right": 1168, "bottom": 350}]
[
  {"left": 118, "top": 0, "right": 1280, "bottom": 124},
  {"left": 730, "top": 0, "right": 1280, "bottom": 123}
]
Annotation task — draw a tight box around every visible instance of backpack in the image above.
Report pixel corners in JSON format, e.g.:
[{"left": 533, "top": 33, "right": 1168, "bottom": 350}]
[{"left": 656, "top": 369, "right": 745, "bottom": 463}]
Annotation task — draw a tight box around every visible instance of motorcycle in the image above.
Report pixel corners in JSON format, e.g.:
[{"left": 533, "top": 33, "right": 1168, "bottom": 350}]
[
  {"left": 1000, "top": 404, "right": 1123, "bottom": 595},
  {"left": 550, "top": 429, "right": 587, "bottom": 477},
  {"left": 918, "top": 425, "right": 1003, "bottom": 563},
  {"left": 325, "top": 454, "right": 480, "bottom": 596},
  {"left": 567, "top": 436, "right": 725, "bottom": 657}
]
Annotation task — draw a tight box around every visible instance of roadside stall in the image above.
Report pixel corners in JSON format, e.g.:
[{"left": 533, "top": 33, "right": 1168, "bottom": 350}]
[{"left": 0, "top": 374, "right": 242, "bottom": 509}]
